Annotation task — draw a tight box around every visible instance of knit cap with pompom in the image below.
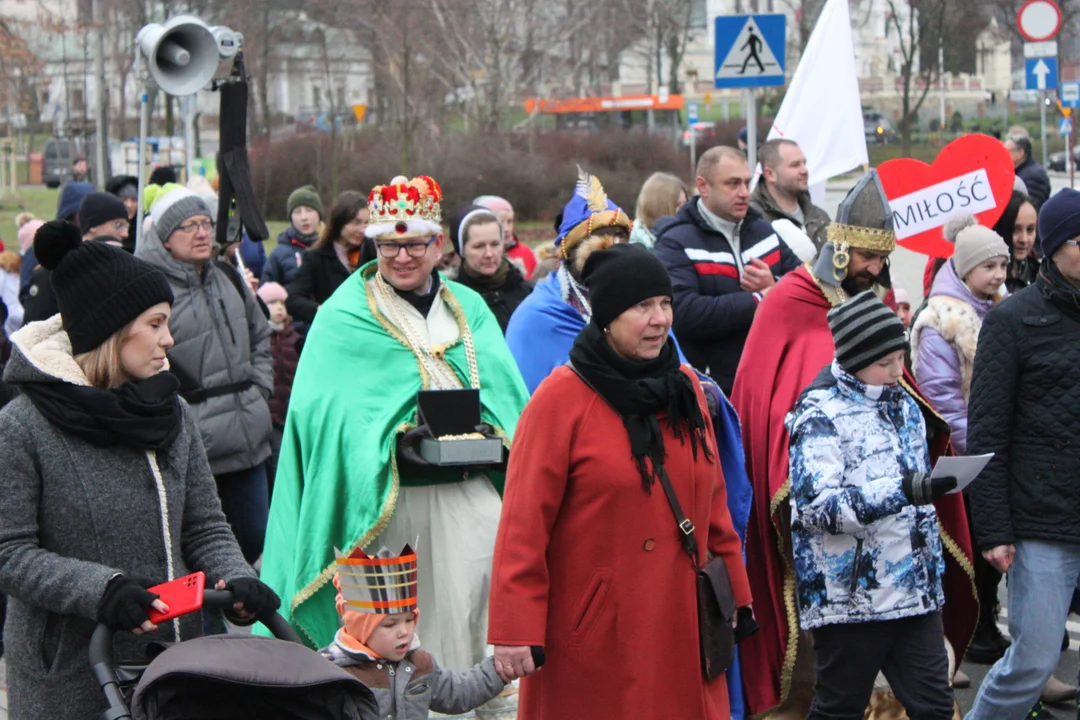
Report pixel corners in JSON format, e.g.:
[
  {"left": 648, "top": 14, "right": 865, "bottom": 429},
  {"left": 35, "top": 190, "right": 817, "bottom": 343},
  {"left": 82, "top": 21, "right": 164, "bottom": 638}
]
[
  {"left": 943, "top": 213, "right": 977, "bottom": 244},
  {"left": 33, "top": 219, "right": 173, "bottom": 354}
]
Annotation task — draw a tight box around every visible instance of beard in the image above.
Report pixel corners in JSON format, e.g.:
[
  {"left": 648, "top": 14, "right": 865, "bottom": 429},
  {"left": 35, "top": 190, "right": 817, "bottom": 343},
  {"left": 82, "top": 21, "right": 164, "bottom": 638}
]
[{"left": 841, "top": 271, "right": 878, "bottom": 296}]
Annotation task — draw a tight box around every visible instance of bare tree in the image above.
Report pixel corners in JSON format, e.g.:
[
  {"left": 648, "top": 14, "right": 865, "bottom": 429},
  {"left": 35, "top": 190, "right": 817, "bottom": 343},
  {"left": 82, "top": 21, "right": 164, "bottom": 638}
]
[{"left": 887, "top": 0, "right": 948, "bottom": 155}]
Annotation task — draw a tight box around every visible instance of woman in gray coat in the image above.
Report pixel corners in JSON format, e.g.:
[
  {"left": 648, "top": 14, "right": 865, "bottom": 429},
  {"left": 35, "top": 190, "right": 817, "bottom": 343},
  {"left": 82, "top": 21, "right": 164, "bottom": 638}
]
[{"left": 0, "top": 222, "right": 280, "bottom": 720}]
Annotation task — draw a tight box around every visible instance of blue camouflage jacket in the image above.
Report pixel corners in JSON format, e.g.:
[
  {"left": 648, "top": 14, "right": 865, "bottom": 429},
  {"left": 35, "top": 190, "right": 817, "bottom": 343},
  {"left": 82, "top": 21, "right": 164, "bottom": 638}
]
[{"left": 786, "top": 362, "right": 945, "bottom": 630}]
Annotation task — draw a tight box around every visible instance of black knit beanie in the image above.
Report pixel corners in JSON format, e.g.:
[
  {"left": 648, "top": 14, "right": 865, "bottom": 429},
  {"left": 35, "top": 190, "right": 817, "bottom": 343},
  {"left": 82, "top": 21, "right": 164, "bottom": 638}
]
[
  {"left": 33, "top": 220, "right": 174, "bottom": 354},
  {"left": 827, "top": 290, "right": 908, "bottom": 374},
  {"left": 582, "top": 243, "right": 673, "bottom": 330},
  {"left": 78, "top": 192, "right": 129, "bottom": 235}
]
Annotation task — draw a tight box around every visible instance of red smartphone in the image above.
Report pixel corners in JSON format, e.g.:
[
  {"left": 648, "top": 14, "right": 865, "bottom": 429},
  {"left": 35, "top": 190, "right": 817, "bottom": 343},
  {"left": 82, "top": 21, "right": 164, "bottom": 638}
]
[{"left": 147, "top": 571, "right": 206, "bottom": 624}]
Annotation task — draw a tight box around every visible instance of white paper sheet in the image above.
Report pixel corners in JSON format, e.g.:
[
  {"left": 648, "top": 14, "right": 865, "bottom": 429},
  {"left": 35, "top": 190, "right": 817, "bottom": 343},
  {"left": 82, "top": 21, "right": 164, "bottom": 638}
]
[{"left": 930, "top": 453, "right": 994, "bottom": 494}]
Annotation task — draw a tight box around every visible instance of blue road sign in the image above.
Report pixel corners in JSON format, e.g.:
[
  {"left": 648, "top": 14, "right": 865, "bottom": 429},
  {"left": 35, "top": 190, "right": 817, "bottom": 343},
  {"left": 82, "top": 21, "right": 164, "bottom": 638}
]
[
  {"left": 715, "top": 14, "right": 786, "bottom": 89},
  {"left": 688, "top": 102, "right": 700, "bottom": 124},
  {"left": 1061, "top": 81, "right": 1080, "bottom": 108},
  {"left": 1060, "top": 117, "right": 1073, "bottom": 136},
  {"left": 1026, "top": 57, "right": 1058, "bottom": 91}
]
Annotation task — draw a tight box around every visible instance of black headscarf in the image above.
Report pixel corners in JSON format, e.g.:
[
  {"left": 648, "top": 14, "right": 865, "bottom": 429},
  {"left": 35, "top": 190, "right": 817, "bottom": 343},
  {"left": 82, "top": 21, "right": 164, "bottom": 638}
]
[
  {"left": 19, "top": 372, "right": 183, "bottom": 452},
  {"left": 569, "top": 323, "right": 711, "bottom": 493}
]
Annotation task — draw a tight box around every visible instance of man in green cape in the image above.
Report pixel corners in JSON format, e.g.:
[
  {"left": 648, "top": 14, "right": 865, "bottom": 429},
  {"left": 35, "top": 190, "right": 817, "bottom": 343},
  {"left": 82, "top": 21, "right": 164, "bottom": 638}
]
[{"left": 259, "top": 175, "right": 529, "bottom": 686}]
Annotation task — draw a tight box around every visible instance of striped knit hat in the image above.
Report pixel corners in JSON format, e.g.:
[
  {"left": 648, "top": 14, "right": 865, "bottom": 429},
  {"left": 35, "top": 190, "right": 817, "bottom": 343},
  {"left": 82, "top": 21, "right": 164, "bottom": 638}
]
[
  {"left": 147, "top": 183, "right": 212, "bottom": 241},
  {"left": 827, "top": 290, "right": 908, "bottom": 373}
]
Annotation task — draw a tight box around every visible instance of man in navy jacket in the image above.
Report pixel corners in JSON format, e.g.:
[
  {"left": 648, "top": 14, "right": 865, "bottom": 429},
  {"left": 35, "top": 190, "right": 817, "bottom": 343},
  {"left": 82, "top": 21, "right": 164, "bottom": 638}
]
[{"left": 655, "top": 146, "right": 800, "bottom": 392}]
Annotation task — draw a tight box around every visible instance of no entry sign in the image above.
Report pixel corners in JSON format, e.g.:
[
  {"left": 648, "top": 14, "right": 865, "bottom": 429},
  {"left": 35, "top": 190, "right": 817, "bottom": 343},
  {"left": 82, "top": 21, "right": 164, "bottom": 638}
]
[{"left": 1018, "top": 0, "right": 1062, "bottom": 42}]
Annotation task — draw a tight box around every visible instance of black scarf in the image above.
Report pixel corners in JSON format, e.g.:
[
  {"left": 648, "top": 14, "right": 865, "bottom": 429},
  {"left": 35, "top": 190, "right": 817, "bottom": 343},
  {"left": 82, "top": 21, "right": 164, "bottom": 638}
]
[
  {"left": 392, "top": 271, "right": 442, "bottom": 317},
  {"left": 460, "top": 258, "right": 513, "bottom": 291},
  {"left": 1039, "top": 258, "right": 1080, "bottom": 320},
  {"left": 568, "top": 323, "right": 712, "bottom": 493},
  {"left": 20, "top": 372, "right": 183, "bottom": 452}
]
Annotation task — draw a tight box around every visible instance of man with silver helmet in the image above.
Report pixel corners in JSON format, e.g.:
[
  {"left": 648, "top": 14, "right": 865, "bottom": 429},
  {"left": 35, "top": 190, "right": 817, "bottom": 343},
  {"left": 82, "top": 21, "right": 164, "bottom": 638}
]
[{"left": 730, "top": 170, "right": 978, "bottom": 719}]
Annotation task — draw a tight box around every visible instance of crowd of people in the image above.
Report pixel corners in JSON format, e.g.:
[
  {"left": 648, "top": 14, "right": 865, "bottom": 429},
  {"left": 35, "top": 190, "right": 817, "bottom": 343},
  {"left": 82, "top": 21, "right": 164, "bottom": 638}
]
[{"left": 0, "top": 128, "right": 1076, "bottom": 720}]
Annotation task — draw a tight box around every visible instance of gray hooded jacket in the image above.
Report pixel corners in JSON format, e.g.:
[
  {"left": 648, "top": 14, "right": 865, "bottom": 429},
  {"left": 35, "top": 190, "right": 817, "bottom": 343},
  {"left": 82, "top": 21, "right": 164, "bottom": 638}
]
[
  {"left": 136, "top": 222, "right": 273, "bottom": 474},
  {"left": 0, "top": 316, "right": 256, "bottom": 720}
]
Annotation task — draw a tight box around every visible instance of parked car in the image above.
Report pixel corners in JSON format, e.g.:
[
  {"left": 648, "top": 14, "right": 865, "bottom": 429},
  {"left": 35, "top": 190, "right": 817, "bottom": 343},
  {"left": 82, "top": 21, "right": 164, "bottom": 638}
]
[
  {"left": 42, "top": 137, "right": 86, "bottom": 188},
  {"left": 1048, "top": 145, "right": 1080, "bottom": 171},
  {"left": 864, "top": 113, "right": 895, "bottom": 144},
  {"left": 682, "top": 121, "right": 718, "bottom": 148}
]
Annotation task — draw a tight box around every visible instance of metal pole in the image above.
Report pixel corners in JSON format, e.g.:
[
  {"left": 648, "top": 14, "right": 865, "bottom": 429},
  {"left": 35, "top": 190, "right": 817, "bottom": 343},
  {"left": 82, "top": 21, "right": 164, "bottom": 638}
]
[
  {"left": 92, "top": 0, "right": 107, "bottom": 188},
  {"left": 1041, "top": 92, "right": 1049, "bottom": 168},
  {"left": 1070, "top": 128, "right": 1075, "bottom": 189},
  {"left": 938, "top": 42, "right": 946, "bottom": 140},
  {"left": 184, "top": 94, "right": 196, "bottom": 182},
  {"left": 745, "top": 88, "right": 757, "bottom": 172},
  {"left": 690, "top": 123, "right": 697, "bottom": 178},
  {"left": 135, "top": 47, "right": 152, "bottom": 249}
]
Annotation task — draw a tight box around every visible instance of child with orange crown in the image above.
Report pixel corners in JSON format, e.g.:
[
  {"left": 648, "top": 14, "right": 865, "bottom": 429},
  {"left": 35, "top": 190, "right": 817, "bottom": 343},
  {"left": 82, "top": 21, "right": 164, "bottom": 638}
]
[{"left": 321, "top": 544, "right": 510, "bottom": 719}]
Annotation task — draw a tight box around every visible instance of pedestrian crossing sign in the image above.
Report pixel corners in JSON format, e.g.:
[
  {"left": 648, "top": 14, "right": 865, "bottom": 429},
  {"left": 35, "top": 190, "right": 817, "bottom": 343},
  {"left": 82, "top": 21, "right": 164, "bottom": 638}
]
[{"left": 714, "top": 14, "right": 786, "bottom": 89}]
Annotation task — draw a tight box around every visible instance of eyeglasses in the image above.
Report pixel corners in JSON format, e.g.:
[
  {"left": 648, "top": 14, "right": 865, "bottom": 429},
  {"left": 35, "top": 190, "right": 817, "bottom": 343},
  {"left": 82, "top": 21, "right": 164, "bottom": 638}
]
[
  {"left": 1066, "top": 240, "right": 1080, "bottom": 248},
  {"left": 376, "top": 236, "right": 437, "bottom": 259},
  {"left": 176, "top": 219, "right": 215, "bottom": 234}
]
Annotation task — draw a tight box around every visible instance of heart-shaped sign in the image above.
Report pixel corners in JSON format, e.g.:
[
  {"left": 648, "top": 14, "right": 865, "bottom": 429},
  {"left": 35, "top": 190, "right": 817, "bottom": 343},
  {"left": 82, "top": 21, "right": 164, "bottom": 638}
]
[{"left": 877, "top": 134, "right": 1016, "bottom": 258}]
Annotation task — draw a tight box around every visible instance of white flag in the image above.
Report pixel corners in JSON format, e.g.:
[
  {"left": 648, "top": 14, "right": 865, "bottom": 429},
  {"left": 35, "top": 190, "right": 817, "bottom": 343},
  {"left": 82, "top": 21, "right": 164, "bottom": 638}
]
[{"left": 767, "top": 0, "right": 867, "bottom": 206}]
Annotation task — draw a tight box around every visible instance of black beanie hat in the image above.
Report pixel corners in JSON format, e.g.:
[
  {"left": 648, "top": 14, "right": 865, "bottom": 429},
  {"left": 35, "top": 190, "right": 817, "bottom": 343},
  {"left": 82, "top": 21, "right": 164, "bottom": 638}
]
[
  {"left": 33, "top": 220, "right": 174, "bottom": 354},
  {"left": 582, "top": 243, "right": 673, "bottom": 330},
  {"left": 78, "top": 192, "right": 129, "bottom": 235},
  {"left": 827, "top": 290, "right": 908, "bottom": 373}
]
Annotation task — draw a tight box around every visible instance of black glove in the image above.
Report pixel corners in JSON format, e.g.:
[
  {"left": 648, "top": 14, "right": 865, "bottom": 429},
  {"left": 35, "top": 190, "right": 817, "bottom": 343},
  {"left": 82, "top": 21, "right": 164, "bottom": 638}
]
[
  {"left": 734, "top": 606, "right": 760, "bottom": 643},
  {"left": 96, "top": 575, "right": 160, "bottom": 631},
  {"left": 475, "top": 423, "right": 498, "bottom": 439},
  {"left": 225, "top": 577, "right": 281, "bottom": 624},
  {"left": 396, "top": 425, "right": 433, "bottom": 474},
  {"left": 902, "top": 472, "right": 957, "bottom": 506}
]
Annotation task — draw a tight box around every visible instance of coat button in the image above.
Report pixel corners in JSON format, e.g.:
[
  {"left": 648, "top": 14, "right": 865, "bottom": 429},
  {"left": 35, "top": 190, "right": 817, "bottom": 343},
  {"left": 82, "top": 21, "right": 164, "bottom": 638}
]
[{"left": 644, "top": 539, "right": 656, "bottom": 551}]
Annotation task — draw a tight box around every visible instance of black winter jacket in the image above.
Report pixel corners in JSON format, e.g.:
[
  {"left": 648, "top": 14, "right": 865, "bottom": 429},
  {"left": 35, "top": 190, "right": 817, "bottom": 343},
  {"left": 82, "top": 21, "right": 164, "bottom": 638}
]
[
  {"left": 654, "top": 200, "right": 800, "bottom": 392},
  {"left": 968, "top": 263, "right": 1080, "bottom": 550},
  {"left": 1016, "top": 158, "right": 1051, "bottom": 209},
  {"left": 20, "top": 267, "right": 58, "bottom": 325},
  {"left": 453, "top": 261, "right": 532, "bottom": 333},
  {"left": 285, "top": 244, "right": 351, "bottom": 325}
]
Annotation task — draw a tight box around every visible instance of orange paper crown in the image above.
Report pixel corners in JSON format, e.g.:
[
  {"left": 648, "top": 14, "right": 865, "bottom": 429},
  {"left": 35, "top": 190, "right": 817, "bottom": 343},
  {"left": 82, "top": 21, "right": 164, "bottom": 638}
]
[
  {"left": 335, "top": 544, "right": 418, "bottom": 614},
  {"left": 365, "top": 175, "right": 443, "bottom": 240}
]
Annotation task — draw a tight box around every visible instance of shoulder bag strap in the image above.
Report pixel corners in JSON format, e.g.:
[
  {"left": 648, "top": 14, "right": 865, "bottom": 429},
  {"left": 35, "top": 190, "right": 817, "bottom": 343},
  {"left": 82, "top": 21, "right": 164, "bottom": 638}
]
[{"left": 565, "top": 361, "right": 701, "bottom": 568}]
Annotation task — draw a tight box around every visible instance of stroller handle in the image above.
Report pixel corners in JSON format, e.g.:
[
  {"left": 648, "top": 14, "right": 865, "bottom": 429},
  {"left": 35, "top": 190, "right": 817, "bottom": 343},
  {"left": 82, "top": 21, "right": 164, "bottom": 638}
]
[{"left": 90, "top": 589, "right": 301, "bottom": 720}]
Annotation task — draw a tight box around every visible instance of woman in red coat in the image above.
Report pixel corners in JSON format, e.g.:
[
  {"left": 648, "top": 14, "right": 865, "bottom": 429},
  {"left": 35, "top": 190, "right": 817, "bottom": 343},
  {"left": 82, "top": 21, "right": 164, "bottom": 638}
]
[{"left": 488, "top": 244, "right": 753, "bottom": 720}]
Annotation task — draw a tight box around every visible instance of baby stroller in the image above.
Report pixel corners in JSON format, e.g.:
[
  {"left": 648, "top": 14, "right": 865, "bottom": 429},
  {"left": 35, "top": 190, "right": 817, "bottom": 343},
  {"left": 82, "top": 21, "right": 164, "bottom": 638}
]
[{"left": 89, "top": 588, "right": 378, "bottom": 720}]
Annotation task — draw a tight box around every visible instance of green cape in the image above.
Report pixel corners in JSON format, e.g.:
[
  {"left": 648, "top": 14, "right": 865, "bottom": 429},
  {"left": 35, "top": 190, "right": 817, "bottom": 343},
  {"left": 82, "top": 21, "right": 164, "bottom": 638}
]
[{"left": 258, "top": 263, "right": 529, "bottom": 647}]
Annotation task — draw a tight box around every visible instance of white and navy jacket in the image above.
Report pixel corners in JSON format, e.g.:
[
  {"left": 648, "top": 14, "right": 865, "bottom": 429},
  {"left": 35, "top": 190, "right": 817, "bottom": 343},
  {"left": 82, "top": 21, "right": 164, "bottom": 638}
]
[
  {"left": 786, "top": 362, "right": 946, "bottom": 631},
  {"left": 655, "top": 201, "right": 799, "bottom": 392}
]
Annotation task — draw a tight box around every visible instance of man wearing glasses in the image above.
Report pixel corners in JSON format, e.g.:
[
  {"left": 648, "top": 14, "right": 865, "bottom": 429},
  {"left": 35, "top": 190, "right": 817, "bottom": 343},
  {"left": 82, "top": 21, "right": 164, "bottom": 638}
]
[
  {"left": 23, "top": 192, "right": 132, "bottom": 323},
  {"left": 136, "top": 183, "right": 274, "bottom": 581},
  {"left": 260, "top": 175, "right": 528, "bottom": 719}
]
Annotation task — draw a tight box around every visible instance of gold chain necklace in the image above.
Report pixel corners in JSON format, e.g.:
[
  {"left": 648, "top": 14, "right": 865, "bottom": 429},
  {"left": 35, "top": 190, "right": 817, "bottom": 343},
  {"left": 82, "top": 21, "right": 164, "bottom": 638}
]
[{"left": 374, "top": 272, "right": 480, "bottom": 389}]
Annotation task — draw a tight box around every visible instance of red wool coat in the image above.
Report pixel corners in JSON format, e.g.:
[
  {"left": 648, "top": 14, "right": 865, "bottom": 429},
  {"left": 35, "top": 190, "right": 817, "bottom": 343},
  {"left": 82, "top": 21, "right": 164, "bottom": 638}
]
[{"left": 488, "top": 365, "right": 752, "bottom": 720}]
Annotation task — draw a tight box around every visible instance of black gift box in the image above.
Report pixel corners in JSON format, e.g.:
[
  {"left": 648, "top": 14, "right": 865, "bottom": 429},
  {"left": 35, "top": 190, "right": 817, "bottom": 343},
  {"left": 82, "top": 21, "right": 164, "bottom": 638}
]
[{"left": 416, "top": 389, "right": 503, "bottom": 466}]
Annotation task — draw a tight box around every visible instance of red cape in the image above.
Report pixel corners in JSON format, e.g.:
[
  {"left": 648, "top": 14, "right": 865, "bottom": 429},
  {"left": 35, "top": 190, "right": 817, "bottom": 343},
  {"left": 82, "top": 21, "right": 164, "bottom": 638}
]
[{"left": 730, "top": 266, "right": 977, "bottom": 717}]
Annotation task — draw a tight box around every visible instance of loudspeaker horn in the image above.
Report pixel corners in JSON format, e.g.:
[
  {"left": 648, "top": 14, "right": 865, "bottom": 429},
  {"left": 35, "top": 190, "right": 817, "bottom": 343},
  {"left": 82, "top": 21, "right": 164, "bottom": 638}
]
[{"left": 136, "top": 15, "right": 220, "bottom": 96}]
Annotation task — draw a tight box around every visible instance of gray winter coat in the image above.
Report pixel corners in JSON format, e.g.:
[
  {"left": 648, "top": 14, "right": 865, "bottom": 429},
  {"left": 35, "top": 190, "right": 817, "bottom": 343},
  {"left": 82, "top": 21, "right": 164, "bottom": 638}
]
[
  {"left": 136, "top": 223, "right": 273, "bottom": 474},
  {"left": 337, "top": 650, "right": 505, "bottom": 720},
  {"left": 0, "top": 316, "right": 256, "bottom": 720}
]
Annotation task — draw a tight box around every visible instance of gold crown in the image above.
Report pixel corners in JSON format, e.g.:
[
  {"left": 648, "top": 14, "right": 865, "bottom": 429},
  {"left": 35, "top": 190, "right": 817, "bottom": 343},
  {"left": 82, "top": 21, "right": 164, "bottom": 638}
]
[{"left": 365, "top": 175, "right": 444, "bottom": 240}]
